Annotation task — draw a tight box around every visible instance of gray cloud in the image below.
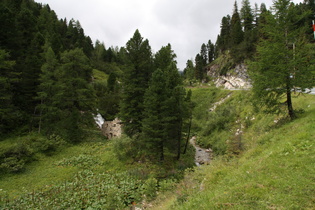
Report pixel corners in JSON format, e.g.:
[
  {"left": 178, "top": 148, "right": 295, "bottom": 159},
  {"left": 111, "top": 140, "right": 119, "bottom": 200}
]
[{"left": 36, "top": 0, "right": 303, "bottom": 70}]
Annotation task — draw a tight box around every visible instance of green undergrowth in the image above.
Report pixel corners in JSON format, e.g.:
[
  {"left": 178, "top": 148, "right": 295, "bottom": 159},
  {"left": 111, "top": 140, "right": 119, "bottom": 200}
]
[
  {"left": 190, "top": 87, "right": 254, "bottom": 155},
  {"left": 0, "top": 129, "right": 194, "bottom": 209},
  {"left": 153, "top": 88, "right": 315, "bottom": 209}
]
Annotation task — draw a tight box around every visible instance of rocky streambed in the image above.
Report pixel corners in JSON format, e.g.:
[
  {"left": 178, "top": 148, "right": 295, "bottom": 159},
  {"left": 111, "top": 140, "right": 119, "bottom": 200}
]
[{"left": 190, "top": 136, "right": 211, "bottom": 166}]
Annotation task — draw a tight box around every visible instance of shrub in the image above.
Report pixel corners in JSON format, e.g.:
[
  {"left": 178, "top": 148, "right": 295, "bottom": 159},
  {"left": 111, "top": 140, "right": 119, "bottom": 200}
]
[
  {"left": 112, "top": 135, "right": 141, "bottom": 161},
  {"left": 0, "top": 156, "right": 25, "bottom": 173},
  {"left": 142, "top": 177, "right": 158, "bottom": 200}
]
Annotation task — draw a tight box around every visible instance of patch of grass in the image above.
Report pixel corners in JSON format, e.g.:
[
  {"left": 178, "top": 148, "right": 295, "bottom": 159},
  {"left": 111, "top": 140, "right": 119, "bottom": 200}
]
[{"left": 92, "top": 69, "right": 108, "bottom": 81}]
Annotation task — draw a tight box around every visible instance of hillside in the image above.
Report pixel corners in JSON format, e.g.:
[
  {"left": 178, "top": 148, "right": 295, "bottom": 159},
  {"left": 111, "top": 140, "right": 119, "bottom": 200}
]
[
  {"left": 1, "top": 87, "right": 314, "bottom": 209},
  {"left": 151, "top": 87, "right": 315, "bottom": 209}
]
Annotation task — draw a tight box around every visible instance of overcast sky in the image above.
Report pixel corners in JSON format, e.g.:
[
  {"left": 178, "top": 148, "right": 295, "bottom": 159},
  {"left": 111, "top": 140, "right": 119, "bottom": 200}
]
[{"left": 35, "top": 0, "right": 303, "bottom": 70}]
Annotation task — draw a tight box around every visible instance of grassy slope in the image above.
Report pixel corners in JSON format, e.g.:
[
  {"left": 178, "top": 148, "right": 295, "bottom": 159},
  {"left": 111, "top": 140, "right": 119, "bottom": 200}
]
[
  {"left": 155, "top": 87, "right": 315, "bottom": 209},
  {"left": 0, "top": 138, "right": 125, "bottom": 199}
]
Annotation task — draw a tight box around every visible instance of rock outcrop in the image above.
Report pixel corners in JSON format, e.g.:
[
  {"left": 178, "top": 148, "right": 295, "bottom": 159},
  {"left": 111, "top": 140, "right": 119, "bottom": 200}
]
[
  {"left": 102, "top": 118, "right": 122, "bottom": 139},
  {"left": 207, "top": 63, "right": 251, "bottom": 90}
]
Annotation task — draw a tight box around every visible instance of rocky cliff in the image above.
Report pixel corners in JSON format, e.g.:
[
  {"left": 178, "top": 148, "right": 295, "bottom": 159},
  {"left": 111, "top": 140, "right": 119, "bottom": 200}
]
[{"left": 205, "top": 52, "right": 251, "bottom": 89}]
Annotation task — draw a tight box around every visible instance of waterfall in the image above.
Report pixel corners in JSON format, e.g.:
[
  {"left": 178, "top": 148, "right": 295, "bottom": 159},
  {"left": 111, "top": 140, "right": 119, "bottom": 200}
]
[{"left": 94, "top": 113, "right": 104, "bottom": 128}]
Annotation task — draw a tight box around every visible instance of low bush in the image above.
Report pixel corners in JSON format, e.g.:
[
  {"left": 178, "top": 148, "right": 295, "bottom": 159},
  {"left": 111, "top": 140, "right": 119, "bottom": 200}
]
[{"left": 0, "top": 133, "right": 66, "bottom": 173}]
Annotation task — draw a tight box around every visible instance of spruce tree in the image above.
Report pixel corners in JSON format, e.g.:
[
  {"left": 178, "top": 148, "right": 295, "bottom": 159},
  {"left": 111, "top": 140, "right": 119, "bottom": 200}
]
[
  {"left": 241, "top": 0, "right": 254, "bottom": 32},
  {"left": 240, "top": 0, "right": 257, "bottom": 58},
  {"left": 53, "top": 48, "right": 96, "bottom": 142},
  {"left": 142, "top": 44, "right": 185, "bottom": 161},
  {"left": 142, "top": 69, "right": 168, "bottom": 161},
  {"left": 230, "top": 1, "right": 244, "bottom": 47},
  {"left": 0, "top": 49, "right": 18, "bottom": 135},
  {"left": 37, "top": 46, "right": 58, "bottom": 134},
  {"left": 217, "top": 15, "right": 231, "bottom": 53},
  {"left": 207, "top": 40, "right": 215, "bottom": 63},
  {"left": 195, "top": 54, "right": 204, "bottom": 81},
  {"left": 120, "top": 30, "right": 153, "bottom": 137},
  {"left": 230, "top": 1, "right": 244, "bottom": 61}
]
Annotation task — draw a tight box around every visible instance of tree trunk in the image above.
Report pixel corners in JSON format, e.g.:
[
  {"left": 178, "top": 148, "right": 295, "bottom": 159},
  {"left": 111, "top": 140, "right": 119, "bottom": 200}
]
[
  {"left": 159, "top": 139, "right": 164, "bottom": 161},
  {"left": 177, "top": 119, "right": 182, "bottom": 160},
  {"left": 183, "top": 116, "right": 192, "bottom": 154},
  {"left": 286, "top": 85, "right": 295, "bottom": 120}
]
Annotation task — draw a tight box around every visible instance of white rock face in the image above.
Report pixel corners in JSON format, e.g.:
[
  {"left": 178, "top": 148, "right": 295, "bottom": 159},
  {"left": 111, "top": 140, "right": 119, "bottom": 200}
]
[
  {"left": 207, "top": 63, "right": 251, "bottom": 90},
  {"left": 214, "top": 75, "right": 251, "bottom": 89}
]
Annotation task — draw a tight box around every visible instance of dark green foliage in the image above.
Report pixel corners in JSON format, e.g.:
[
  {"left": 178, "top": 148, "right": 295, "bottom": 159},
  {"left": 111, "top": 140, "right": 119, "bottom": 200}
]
[
  {"left": 230, "top": 1, "right": 244, "bottom": 62},
  {"left": 230, "top": 2, "right": 244, "bottom": 46},
  {"left": 207, "top": 40, "right": 216, "bottom": 63},
  {"left": 0, "top": 0, "right": 99, "bottom": 135},
  {"left": 141, "top": 44, "right": 191, "bottom": 162},
  {"left": 120, "top": 29, "right": 154, "bottom": 137},
  {"left": 183, "top": 59, "right": 195, "bottom": 82},
  {"left": 54, "top": 48, "right": 96, "bottom": 142},
  {"left": 0, "top": 49, "right": 19, "bottom": 136},
  {"left": 37, "top": 48, "right": 96, "bottom": 142},
  {"left": 37, "top": 46, "right": 58, "bottom": 134},
  {"left": 194, "top": 54, "right": 204, "bottom": 81},
  {"left": 241, "top": 0, "right": 254, "bottom": 32},
  {"left": 217, "top": 15, "right": 231, "bottom": 53},
  {"left": 142, "top": 69, "right": 168, "bottom": 161},
  {"left": 107, "top": 72, "right": 117, "bottom": 92},
  {"left": 249, "top": 0, "right": 315, "bottom": 119}
]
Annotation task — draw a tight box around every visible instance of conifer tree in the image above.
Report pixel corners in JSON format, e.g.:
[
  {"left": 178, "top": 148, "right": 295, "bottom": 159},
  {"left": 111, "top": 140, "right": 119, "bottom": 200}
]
[
  {"left": 240, "top": 0, "right": 257, "bottom": 58},
  {"left": 195, "top": 54, "right": 204, "bottom": 81},
  {"left": 120, "top": 30, "right": 153, "bottom": 137},
  {"left": 217, "top": 15, "right": 231, "bottom": 53},
  {"left": 0, "top": 49, "right": 18, "bottom": 135},
  {"left": 53, "top": 48, "right": 96, "bottom": 141},
  {"left": 249, "top": 0, "right": 315, "bottom": 119},
  {"left": 142, "top": 44, "right": 185, "bottom": 161},
  {"left": 207, "top": 40, "right": 215, "bottom": 63},
  {"left": 37, "top": 46, "right": 58, "bottom": 134},
  {"left": 230, "top": 1, "right": 244, "bottom": 61},
  {"left": 241, "top": 0, "right": 254, "bottom": 32},
  {"left": 142, "top": 69, "right": 168, "bottom": 161},
  {"left": 231, "top": 1, "right": 244, "bottom": 47}
]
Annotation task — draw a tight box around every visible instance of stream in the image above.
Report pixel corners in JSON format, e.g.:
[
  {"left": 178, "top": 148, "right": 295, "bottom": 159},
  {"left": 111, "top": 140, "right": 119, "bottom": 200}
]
[{"left": 190, "top": 136, "right": 211, "bottom": 166}]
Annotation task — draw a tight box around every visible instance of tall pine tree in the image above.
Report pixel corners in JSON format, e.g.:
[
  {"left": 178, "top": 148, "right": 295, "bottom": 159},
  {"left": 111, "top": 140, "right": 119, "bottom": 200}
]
[
  {"left": 120, "top": 30, "right": 153, "bottom": 137},
  {"left": 52, "top": 48, "right": 96, "bottom": 142}
]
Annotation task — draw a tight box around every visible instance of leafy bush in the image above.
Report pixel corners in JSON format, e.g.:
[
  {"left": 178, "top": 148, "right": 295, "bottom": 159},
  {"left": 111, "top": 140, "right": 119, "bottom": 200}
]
[
  {"left": 112, "top": 135, "right": 141, "bottom": 161},
  {"left": 0, "top": 143, "right": 33, "bottom": 173},
  {"left": 0, "top": 133, "right": 66, "bottom": 173},
  {"left": 0, "top": 157, "right": 25, "bottom": 173},
  {"left": 142, "top": 177, "right": 158, "bottom": 200}
]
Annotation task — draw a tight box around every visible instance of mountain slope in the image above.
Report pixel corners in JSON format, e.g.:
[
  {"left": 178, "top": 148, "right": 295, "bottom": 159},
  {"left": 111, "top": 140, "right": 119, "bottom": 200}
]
[{"left": 153, "top": 88, "right": 315, "bottom": 209}]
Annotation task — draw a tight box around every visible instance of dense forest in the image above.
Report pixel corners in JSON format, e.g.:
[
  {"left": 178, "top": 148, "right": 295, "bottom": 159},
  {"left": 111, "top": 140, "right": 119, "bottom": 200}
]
[
  {"left": 0, "top": 0, "right": 193, "bottom": 165},
  {"left": 0, "top": 0, "right": 315, "bottom": 209}
]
